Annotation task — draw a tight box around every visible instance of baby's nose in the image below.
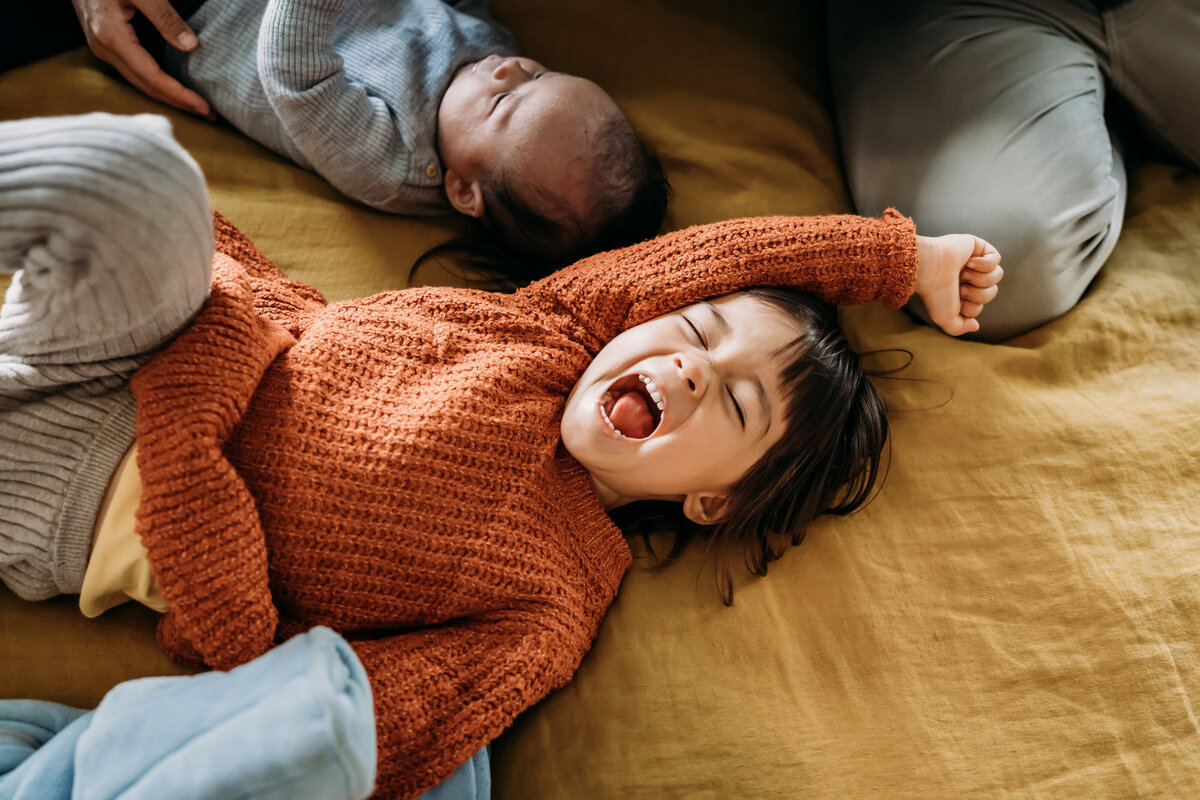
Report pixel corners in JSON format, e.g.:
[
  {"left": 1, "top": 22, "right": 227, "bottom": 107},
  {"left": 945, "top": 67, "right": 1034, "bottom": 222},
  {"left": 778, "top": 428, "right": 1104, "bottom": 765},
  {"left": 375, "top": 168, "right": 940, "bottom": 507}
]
[{"left": 491, "top": 57, "right": 526, "bottom": 83}]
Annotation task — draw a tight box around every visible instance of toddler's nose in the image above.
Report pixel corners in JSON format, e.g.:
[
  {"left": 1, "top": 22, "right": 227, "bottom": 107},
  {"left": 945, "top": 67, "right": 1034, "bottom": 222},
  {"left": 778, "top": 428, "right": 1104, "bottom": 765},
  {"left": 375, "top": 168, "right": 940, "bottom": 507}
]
[{"left": 674, "top": 355, "right": 707, "bottom": 397}]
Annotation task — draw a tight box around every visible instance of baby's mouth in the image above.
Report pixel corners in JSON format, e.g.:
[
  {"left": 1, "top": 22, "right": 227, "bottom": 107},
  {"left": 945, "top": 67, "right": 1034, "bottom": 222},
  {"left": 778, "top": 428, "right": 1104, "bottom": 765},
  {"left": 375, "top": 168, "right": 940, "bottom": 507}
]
[{"left": 599, "top": 374, "right": 664, "bottom": 439}]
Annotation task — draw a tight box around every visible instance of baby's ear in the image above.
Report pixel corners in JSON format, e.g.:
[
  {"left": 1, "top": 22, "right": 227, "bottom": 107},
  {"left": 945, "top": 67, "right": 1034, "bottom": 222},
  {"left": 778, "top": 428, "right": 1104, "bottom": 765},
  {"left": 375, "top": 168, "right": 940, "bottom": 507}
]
[
  {"left": 682, "top": 492, "right": 730, "bottom": 526},
  {"left": 443, "top": 169, "right": 486, "bottom": 218}
]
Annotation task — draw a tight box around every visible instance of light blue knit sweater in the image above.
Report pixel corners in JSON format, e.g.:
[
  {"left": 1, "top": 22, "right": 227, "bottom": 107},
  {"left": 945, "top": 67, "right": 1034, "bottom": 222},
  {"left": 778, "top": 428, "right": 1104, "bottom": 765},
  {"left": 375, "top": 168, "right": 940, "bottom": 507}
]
[{"left": 163, "top": 0, "right": 517, "bottom": 214}]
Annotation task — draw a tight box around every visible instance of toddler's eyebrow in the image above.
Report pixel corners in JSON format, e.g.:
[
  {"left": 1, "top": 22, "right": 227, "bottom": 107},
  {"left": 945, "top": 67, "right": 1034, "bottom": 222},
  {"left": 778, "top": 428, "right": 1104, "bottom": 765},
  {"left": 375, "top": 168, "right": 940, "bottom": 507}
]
[{"left": 702, "top": 303, "right": 772, "bottom": 436}]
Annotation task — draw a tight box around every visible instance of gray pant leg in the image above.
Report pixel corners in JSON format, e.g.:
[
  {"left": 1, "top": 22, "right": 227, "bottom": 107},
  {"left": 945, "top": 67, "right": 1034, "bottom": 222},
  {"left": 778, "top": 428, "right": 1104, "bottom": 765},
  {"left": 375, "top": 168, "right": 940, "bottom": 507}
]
[
  {"left": 828, "top": 0, "right": 1124, "bottom": 341},
  {"left": 0, "top": 113, "right": 213, "bottom": 600},
  {"left": 1104, "top": 0, "right": 1200, "bottom": 168}
]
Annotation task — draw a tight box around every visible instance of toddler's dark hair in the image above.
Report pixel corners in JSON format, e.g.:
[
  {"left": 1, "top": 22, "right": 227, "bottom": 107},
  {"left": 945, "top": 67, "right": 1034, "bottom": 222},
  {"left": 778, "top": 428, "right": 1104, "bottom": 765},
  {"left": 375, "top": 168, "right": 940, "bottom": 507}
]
[
  {"left": 612, "top": 287, "right": 890, "bottom": 604},
  {"left": 414, "top": 115, "right": 670, "bottom": 288}
]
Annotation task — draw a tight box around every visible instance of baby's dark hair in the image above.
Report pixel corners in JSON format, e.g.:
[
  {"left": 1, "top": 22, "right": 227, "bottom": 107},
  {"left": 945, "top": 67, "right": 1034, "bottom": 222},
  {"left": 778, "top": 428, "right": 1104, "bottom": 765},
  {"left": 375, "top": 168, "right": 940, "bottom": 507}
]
[
  {"left": 612, "top": 287, "right": 890, "bottom": 604},
  {"left": 414, "top": 115, "right": 670, "bottom": 288}
]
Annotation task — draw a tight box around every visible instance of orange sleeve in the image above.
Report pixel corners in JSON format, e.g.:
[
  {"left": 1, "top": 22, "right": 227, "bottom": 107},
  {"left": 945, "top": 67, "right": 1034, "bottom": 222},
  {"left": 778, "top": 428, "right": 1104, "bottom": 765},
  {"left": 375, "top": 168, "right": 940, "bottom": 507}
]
[
  {"left": 211, "top": 211, "right": 327, "bottom": 335},
  {"left": 350, "top": 616, "right": 590, "bottom": 800},
  {"left": 518, "top": 210, "right": 918, "bottom": 353},
  {"left": 132, "top": 257, "right": 294, "bottom": 670}
]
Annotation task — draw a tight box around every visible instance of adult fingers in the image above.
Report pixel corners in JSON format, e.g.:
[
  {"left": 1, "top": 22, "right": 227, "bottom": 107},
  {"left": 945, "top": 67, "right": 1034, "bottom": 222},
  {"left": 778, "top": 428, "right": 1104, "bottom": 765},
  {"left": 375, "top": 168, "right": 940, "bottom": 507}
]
[
  {"left": 115, "top": 43, "right": 212, "bottom": 116},
  {"left": 133, "top": 0, "right": 198, "bottom": 50},
  {"left": 74, "top": 0, "right": 211, "bottom": 116}
]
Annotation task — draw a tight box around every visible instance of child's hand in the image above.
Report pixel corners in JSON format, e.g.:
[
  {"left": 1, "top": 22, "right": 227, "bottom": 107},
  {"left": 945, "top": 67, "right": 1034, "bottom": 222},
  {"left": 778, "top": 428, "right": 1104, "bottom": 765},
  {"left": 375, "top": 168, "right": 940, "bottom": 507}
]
[
  {"left": 71, "top": 0, "right": 213, "bottom": 118},
  {"left": 915, "top": 234, "right": 1003, "bottom": 336}
]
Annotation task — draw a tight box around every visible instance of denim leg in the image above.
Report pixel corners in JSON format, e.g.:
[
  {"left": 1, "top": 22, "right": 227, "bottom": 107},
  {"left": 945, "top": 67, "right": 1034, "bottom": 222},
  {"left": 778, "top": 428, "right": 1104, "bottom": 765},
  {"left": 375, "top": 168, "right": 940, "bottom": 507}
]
[
  {"left": 74, "top": 627, "right": 375, "bottom": 800},
  {"left": 0, "top": 700, "right": 91, "bottom": 800},
  {"left": 417, "top": 745, "right": 491, "bottom": 800}
]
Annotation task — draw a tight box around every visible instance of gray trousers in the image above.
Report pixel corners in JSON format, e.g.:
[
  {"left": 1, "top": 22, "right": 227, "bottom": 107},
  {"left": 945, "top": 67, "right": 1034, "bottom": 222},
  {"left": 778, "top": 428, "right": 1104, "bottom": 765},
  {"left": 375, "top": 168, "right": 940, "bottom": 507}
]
[
  {"left": 827, "top": 0, "right": 1200, "bottom": 341},
  {"left": 0, "top": 113, "right": 214, "bottom": 600}
]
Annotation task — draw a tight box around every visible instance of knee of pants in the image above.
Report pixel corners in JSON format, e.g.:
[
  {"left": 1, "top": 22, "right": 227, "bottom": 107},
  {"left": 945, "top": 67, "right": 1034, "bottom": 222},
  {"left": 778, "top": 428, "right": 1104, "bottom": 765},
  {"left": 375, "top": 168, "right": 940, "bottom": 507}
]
[
  {"left": 0, "top": 113, "right": 214, "bottom": 297},
  {"left": 88, "top": 114, "right": 215, "bottom": 296},
  {"left": 917, "top": 147, "right": 1125, "bottom": 339},
  {"left": 911, "top": 193, "right": 1123, "bottom": 341},
  {"left": 1, "top": 114, "right": 215, "bottom": 349}
]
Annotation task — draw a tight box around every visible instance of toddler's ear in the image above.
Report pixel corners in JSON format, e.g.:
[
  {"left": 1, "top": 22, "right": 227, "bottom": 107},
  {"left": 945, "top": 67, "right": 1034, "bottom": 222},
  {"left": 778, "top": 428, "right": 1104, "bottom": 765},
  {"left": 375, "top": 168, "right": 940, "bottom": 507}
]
[
  {"left": 682, "top": 492, "right": 730, "bottom": 526},
  {"left": 443, "top": 169, "right": 486, "bottom": 218}
]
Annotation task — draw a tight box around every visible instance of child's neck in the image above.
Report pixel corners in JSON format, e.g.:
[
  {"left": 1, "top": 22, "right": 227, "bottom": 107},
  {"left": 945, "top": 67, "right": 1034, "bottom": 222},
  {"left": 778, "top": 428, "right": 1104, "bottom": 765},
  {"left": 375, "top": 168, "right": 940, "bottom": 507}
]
[{"left": 586, "top": 471, "right": 626, "bottom": 511}]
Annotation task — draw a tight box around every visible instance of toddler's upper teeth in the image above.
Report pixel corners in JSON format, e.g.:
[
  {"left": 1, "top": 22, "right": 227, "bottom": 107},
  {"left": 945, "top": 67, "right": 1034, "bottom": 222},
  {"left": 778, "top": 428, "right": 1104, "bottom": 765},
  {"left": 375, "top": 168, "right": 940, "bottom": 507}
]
[{"left": 640, "top": 375, "right": 663, "bottom": 406}]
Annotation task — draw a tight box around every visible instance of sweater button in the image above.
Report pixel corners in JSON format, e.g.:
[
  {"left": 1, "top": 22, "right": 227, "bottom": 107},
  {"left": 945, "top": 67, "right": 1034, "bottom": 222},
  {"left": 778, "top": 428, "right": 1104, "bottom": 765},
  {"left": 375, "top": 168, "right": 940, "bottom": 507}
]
[{"left": 426, "top": 163, "right": 438, "bottom": 179}]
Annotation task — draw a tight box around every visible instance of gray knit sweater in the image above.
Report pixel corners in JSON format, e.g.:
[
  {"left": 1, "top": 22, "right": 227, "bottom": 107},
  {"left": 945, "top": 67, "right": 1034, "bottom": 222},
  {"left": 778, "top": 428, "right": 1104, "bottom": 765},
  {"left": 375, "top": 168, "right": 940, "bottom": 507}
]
[
  {"left": 163, "top": 0, "right": 517, "bottom": 214},
  {"left": 0, "top": 113, "right": 214, "bottom": 601}
]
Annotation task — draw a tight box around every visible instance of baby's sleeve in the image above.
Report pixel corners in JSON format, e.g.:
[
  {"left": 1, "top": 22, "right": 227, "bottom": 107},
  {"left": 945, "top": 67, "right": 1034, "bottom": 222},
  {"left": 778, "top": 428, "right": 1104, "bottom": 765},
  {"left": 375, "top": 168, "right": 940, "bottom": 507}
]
[{"left": 256, "top": 0, "right": 417, "bottom": 211}]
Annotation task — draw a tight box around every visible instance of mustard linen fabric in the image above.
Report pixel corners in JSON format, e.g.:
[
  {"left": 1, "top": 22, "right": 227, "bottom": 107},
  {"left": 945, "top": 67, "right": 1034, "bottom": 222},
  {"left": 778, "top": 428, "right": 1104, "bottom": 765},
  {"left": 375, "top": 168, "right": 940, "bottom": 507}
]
[{"left": 2, "top": 0, "right": 1197, "bottom": 796}]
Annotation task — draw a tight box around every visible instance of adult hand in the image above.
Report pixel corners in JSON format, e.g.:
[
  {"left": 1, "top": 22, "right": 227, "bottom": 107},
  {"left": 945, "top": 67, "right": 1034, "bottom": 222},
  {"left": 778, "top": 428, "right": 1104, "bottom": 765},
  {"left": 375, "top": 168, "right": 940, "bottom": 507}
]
[
  {"left": 71, "top": 0, "right": 212, "bottom": 117},
  {"left": 915, "top": 233, "right": 1003, "bottom": 336}
]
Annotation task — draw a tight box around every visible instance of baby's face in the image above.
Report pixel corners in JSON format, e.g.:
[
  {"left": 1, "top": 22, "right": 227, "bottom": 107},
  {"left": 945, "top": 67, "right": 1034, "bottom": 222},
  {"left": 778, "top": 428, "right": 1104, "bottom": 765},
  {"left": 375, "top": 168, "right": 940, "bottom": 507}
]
[
  {"left": 436, "top": 55, "right": 619, "bottom": 222},
  {"left": 561, "top": 293, "right": 802, "bottom": 524}
]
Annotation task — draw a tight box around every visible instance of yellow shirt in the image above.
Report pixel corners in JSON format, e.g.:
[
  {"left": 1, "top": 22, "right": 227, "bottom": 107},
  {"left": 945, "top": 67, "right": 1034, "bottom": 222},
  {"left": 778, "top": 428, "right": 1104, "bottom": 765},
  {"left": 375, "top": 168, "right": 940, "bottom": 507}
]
[{"left": 78, "top": 444, "right": 167, "bottom": 617}]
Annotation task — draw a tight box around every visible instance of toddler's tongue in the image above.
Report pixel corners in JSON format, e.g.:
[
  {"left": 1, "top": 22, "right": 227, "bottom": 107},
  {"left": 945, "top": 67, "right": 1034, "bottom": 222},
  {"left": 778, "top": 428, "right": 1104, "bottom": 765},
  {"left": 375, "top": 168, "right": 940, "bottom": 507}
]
[{"left": 610, "top": 392, "right": 654, "bottom": 439}]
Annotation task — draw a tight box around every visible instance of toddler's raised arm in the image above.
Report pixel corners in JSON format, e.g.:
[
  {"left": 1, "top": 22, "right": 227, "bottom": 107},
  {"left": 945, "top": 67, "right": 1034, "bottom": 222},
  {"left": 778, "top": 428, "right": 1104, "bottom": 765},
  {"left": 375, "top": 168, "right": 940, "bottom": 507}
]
[
  {"left": 519, "top": 211, "right": 916, "bottom": 350},
  {"left": 518, "top": 211, "right": 1001, "bottom": 348}
]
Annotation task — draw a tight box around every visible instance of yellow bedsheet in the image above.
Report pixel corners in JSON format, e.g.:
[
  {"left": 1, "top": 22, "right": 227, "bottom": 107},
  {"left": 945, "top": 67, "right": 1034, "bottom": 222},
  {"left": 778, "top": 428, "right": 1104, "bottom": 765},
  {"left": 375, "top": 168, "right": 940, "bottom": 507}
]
[{"left": 2, "top": 1, "right": 1198, "bottom": 797}]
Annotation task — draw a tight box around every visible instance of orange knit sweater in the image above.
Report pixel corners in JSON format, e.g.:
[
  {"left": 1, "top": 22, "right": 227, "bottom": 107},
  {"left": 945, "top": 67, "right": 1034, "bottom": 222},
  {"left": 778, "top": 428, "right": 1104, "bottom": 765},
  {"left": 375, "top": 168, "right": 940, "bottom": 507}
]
[{"left": 129, "top": 209, "right": 917, "bottom": 799}]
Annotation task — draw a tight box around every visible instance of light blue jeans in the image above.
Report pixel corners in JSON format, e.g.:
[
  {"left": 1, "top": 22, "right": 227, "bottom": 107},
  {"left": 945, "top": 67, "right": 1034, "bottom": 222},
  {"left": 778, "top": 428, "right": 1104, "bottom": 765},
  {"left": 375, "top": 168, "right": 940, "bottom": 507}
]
[
  {"left": 0, "top": 625, "right": 491, "bottom": 799},
  {"left": 0, "top": 627, "right": 376, "bottom": 800}
]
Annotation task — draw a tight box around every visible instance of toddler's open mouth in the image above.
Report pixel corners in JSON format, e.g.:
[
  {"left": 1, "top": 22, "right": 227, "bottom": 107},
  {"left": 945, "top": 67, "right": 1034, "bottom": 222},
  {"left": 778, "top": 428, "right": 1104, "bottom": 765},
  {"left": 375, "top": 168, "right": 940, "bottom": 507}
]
[{"left": 599, "top": 374, "right": 664, "bottom": 439}]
